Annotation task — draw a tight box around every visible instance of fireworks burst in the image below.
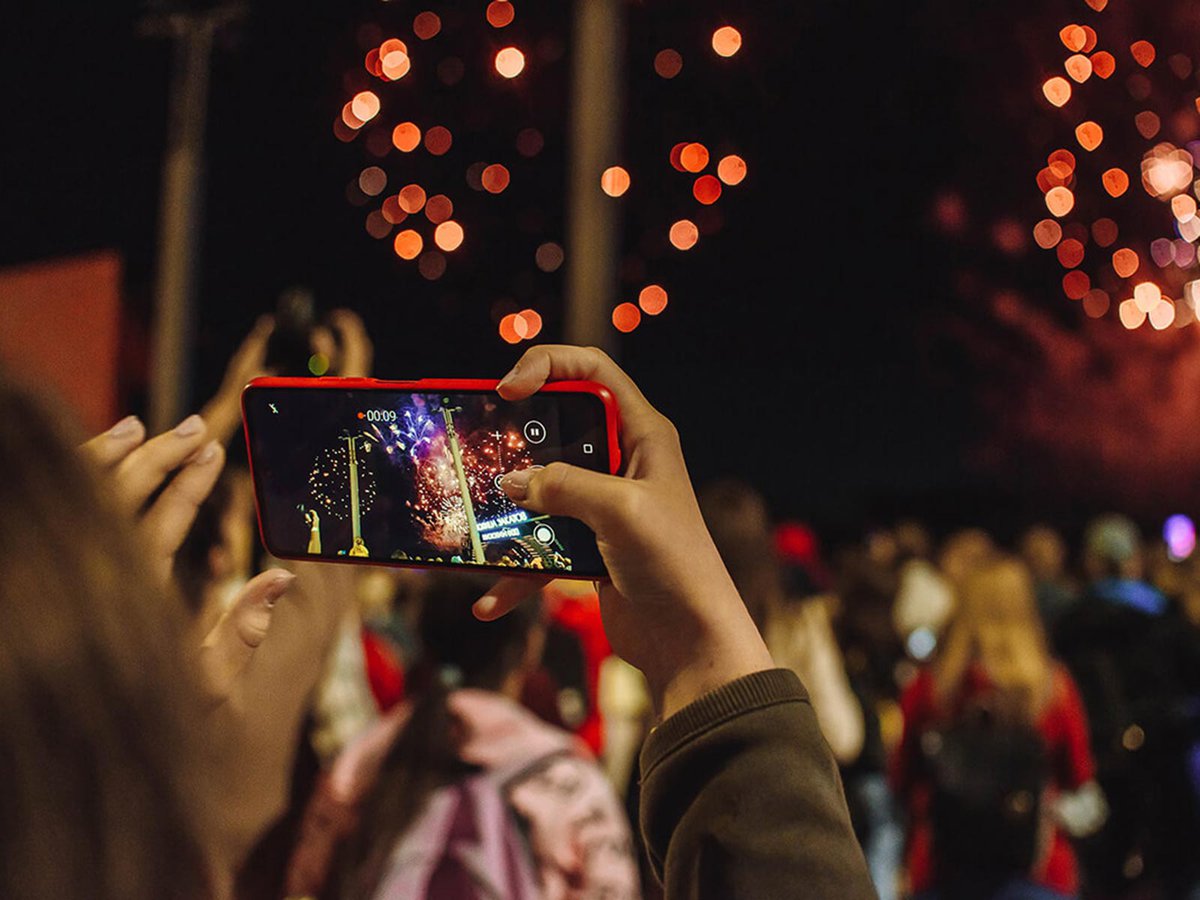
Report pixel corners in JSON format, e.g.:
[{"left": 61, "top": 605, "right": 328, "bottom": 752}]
[{"left": 308, "top": 436, "right": 378, "bottom": 521}]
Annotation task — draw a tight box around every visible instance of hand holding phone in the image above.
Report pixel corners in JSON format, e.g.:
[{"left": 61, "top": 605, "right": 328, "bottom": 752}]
[
  {"left": 242, "top": 377, "right": 619, "bottom": 578},
  {"left": 476, "top": 346, "right": 775, "bottom": 719}
]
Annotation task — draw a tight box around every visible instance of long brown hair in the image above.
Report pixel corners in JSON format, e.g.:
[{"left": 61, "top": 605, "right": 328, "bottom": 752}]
[
  {"left": 0, "top": 375, "right": 213, "bottom": 899},
  {"left": 931, "top": 557, "right": 1053, "bottom": 723}
]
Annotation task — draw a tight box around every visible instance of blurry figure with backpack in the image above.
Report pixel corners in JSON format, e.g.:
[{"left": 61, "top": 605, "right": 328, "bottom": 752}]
[
  {"left": 284, "top": 574, "right": 640, "bottom": 900},
  {"left": 1055, "top": 515, "right": 1200, "bottom": 899},
  {"left": 893, "top": 558, "right": 1104, "bottom": 900}
]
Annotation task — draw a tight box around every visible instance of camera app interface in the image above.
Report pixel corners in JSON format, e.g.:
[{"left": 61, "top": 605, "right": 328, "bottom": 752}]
[{"left": 245, "top": 387, "right": 609, "bottom": 576}]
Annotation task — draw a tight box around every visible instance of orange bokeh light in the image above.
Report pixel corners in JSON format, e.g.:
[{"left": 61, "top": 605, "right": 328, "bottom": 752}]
[
  {"left": 365, "top": 49, "right": 383, "bottom": 78},
  {"left": 1045, "top": 186, "right": 1074, "bottom": 217},
  {"left": 1063, "top": 270, "right": 1091, "bottom": 300},
  {"left": 350, "top": 91, "right": 380, "bottom": 123},
  {"left": 1033, "top": 218, "right": 1063, "bottom": 249},
  {"left": 518, "top": 309, "right": 543, "bottom": 340},
  {"left": 495, "top": 47, "right": 525, "bottom": 78},
  {"left": 1133, "top": 281, "right": 1161, "bottom": 313},
  {"left": 712, "top": 26, "right": 742, "bottom": 58},
  {"left": 680, "top": 143, "right": 709, "bottom": 173},
  {"left": 717, "top": 154, "right": 747, "bottom": 185},
  {"left": 425, "top": 194, "right": 453, "bottom": 224},
  {"left": 1113, "top": 248, "right": 1140, "bottom": 278},
  {"left": 393, "top": 229, "right": 423, "bottom": 260},
  {"left": 601, "top": 166, "right": 631, "bottom": 197},
  {"left": 359, "top": 166, "right": 387, "bottom": 197},
  {"left": 1043, "top": 77, "right": 1072, "bottom": 108},
  {"left": 398, "top": 184, "right": 427, "bottom": 214},
  {"left": 639, "top": 284, "right": 669, "bottom": 316},
  {"left": 1065, "top": 54, "right": 1092, "bottom": 83},
  {"left": 1131, "top": 40, "right": 1156, "bottom": 68},
  {"left": 1172, "top": 194, "right": 1197, "bottom": 222},
  {"left": 434, "top": 220, "right": 464, "bottom": 252},
  {"left": 612, "top": 303, "right": 642, "bottom": 333},
  {"left": 425, "top": 126, "right": 453, "bottom": 156},
  {"left": 499, "top": 313, "right": 522, "bottom": 344},
  {"left": 487, "top": 1, "right": 515, "bottom": 28},
  {"left": 693, "top": 174, "right": 722, "bottom": 204},
  {"left": 382, "top": 51, "right": 411, "bottom": 80},
  {"left": 1150, "top": 299, "right": 1176, "bottom": 331},
  {"left": 1135, "top": 110, "right": 1161, "bottom": 139},
  {"left": 669, "top": 142, "right": 688, "bottom": 172},
  {"left": 482, "top": 164, "right": 511, "bottom": 194},
  {"left": 669, "top": 219, "right": 700, "bottom": 250},
  {"left": 381, "top": 195, "right": 406, "bottom": 225},
  {"left": 413, "top": 11, "right": 441, "bottom": 39},
  {"left": 1102, "top": 168, "right": 1130, "bottom": 197},
  {"left": 1083, "top": 289, "right": 1110, "bottom": 318},
  {"left": 1075, "top": 121, "right": 1103, "bottom": 151},
  {"left": 655, "top": 49, "right": 683, "bottom": 79},
  {"left": 1085, "top": 0, "right": 1107, "bottom": 10},
  {"left": 1119, "top": 298, "right": 1146, "bottom": 330},
  {"left": 1057, "top": 238, "right": 1085, "bottom": 268},
  {"left": 380, "top": 38, "right": 408, "bottom": 58},
  {"left": 1091, "top": 51, "right": 1116, "bottom": 79},
  {"left": 1081, "top": 26, "right": 1098, "bottom": 53},
  {"left": 392, "top": 122, "right": 421, "bottom": 152},
  {"left": 1060, "top": 25, "right": 1086, "bottom": 52},
  {"left": 1048, "top": 148, "right": 1076, "bottom": 172}
]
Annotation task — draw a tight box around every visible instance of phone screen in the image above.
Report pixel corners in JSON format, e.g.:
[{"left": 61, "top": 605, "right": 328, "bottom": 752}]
[{"left": 243, "top": 385, "right": 611, "bottom": 577}]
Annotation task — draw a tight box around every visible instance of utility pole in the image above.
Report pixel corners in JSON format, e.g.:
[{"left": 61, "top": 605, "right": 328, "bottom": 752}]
[
  {"left": 142, "top": 5, "right": 242, "bottom": 431},
  {"left": 565, "top": 0, "right": 626, "bottom": 354}
]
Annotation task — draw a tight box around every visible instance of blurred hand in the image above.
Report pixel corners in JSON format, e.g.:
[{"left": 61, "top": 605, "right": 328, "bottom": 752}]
[
  {"left": 329, "top": 308, "right": 374, "bottom": 377},
  {"left": 475, "top": 346, "right": 773, "bottom": 718},
  {"left": 202, "top": 315, "right": 276, "bottom": 446},
  {"left": 81, "top": 413, "right": 224, "bottom": 585}
]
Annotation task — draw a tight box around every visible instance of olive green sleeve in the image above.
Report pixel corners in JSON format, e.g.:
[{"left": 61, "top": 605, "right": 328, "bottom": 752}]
[{"left": 639, "top": 668, "right": 877, "bottom": 900}]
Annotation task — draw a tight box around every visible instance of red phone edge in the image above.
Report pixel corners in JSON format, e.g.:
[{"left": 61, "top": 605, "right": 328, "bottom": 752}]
[{"left": 239, "top": 375, "right": 622, "bottom": 581}]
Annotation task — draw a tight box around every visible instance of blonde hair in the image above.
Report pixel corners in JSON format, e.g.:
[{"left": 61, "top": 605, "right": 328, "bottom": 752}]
[{"left": 932, "top": 557, "right": 1053, "bottom": 722}]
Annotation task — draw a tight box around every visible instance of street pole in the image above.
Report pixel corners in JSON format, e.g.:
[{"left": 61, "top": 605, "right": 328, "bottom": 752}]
[
  {"left": 565, "top": 0, "right": 626, "bottom": 354},
  {"left": 441, "top": 406, "right": 486, "bottom": 563},
  {"left": 143, "top": 5, "right": 242, "bottom": 431}
]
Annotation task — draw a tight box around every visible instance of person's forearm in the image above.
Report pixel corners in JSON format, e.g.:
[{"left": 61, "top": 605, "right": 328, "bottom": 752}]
[{"left": 640, "top": 669, "right": 876, "bottom": 900}]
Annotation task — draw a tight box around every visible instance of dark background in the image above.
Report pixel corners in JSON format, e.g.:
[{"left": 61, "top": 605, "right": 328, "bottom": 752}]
[{"left": 0, "top": 0, "right": 1110, "bottom": 542}]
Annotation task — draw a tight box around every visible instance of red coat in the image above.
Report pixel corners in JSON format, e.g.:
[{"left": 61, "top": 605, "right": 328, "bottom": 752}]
[{"left": 891, "top": 663, "right": 1094, "bottom": 895}]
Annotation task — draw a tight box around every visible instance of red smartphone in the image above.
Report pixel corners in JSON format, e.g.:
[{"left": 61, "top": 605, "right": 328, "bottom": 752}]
[{"left": 241, "top": 377, "right": 620, "bottom": 579}]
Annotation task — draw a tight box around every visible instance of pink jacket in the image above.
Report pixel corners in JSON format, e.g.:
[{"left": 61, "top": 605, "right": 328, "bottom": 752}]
[{"left": 286, "top": 689, "right": 641, "bottom": 900}]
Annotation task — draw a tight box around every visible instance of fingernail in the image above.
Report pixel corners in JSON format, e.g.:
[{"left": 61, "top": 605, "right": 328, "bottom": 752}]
[
  {"left": 174, "top": 414, "right": 204, "bottom": 437},
  {"left": 475, "top": 595, "right": 497, "bottom": 617},
  {"left": 497, "top": 362, "right": 520, "bottom": 390},
  {"left": 500, "top": 469, "right": 533, "bottom": 500},
  {"left": 196, "top": 441, "right": 220, "bottom": 465},
  {"left": 109, "top": 415, "right": 140, "bottom": 439},
  {"left": 264, "top": 571, "right": 296, "bottom": 608}
]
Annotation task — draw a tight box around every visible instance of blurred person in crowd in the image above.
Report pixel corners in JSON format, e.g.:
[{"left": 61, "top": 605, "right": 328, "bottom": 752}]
[
  {"left": 698, "top": 480, "right": 865, "bottom": 764},
  {"left": 938, "top": 527, "right": 997, "bottom": 589},
  {"left": 1055, "top": 515, "right": 1200, "bottom": 899},
  {"left": 0, "top": 371, "right": 358, "bottom": 899},
  {"left": 0, "top": 341, "right": 877, "bottom": 900},
  {"left": 200, "top": 304, "right": 375, "bottom": 449},
  {"left": 1019, "top": 525, "right": 1080, "bottom": 630},
  {"left": 285, "top": 574, "right": 641, "bottom": 900},
  {"left": 699, "top": 481, "right": 902, "bottom": 899},
  {"left": 894, "top": 558, "right": 1103, "bottom": 900}
]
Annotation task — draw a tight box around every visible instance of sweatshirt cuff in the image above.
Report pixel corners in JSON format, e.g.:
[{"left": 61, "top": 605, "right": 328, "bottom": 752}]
[{"left": 641, "top": 668, "right": 810, "bottom": 779}]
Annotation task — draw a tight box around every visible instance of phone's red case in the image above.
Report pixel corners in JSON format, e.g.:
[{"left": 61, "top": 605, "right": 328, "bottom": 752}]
[{"left": 240, "top": 377, "right": 621, "bottom": 579}]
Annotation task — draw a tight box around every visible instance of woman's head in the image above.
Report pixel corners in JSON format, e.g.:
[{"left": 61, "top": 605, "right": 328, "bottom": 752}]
[
  {"left": 0, "top": 376, "right": 211, "bottom": 899},
  {"left": 414, "top": 574, "right": 544, "bottom": 694},
  {"left": 933, "top": 557, "right": 1052, "bottom": 721}
]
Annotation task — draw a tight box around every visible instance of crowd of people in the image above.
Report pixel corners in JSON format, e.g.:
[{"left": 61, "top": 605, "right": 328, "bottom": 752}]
[{"left": 2, "top": 312, "right": 1199, "bottom": 900}]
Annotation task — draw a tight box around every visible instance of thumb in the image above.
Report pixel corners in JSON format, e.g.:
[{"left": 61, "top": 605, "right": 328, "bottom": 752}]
[
  {"left": 199, "top": 569, "right": 295, "bottom": 702},
  {"left": 500, "top": 462, "right": 629, "bottom": 529}
]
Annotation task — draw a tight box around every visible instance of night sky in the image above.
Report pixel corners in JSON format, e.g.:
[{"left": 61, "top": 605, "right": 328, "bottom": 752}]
[{"left": 2, "top": 1, "right": 1109, "bottom": 540}]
